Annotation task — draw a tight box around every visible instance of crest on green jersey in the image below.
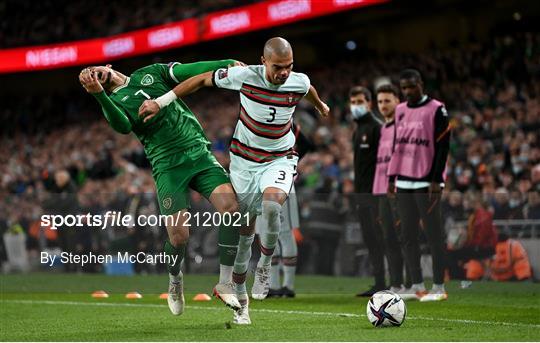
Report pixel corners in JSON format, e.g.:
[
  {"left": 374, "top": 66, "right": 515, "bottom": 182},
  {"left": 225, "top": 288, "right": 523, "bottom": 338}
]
[
  {"left": 141, "top": 74, "right": 154, "bottom": 86},
  {"left": 162, "top": 197, "right": 172, "bottom": 210}
]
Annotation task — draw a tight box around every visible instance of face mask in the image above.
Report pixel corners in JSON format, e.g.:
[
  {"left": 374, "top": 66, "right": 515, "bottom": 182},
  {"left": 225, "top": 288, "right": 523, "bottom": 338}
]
[
  {"left": 509, "top": 199, "right": 520, "bottom": 209},
  {"left": 351, "top": 105, "right": 368, "bottom": 119},
  {"left": 469, "top": 156, "right": 481, "bottom": 166}
]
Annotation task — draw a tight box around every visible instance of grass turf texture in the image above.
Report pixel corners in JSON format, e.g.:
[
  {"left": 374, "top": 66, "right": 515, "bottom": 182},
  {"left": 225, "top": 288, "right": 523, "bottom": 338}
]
[{"left": 1, "top": 273, "right": 539, "bottom": 341}]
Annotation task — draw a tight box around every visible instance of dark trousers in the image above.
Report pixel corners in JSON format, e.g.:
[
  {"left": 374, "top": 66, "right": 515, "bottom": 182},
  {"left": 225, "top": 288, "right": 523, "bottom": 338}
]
[
  {"left": 396, "top": 187, "right": 447, "bottom": 285},
  {"left": 356, "top": 195, "right": 386, "bottom": 288},
  {"left": 378, "top": 196, "right": 411, "bottom": 288},
  {"left": 447, "top": 247, "right": 494, "bottom": 280}
]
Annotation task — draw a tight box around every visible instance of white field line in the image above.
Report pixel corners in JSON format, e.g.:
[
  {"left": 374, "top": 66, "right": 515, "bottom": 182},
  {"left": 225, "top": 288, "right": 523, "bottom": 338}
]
[{"left": 2, "top": 299, "right": 539, "bottom": 329}]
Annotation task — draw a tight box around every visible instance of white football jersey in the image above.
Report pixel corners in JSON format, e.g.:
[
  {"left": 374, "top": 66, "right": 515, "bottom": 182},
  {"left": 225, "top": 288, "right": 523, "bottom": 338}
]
[{"left": 213, "top": 65, "right": 310, "bottom": 166}]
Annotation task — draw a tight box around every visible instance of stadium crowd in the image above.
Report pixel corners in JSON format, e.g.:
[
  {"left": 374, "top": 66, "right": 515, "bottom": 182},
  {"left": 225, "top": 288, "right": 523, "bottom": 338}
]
[
  {"left": 1, "top": 0, "right": 258, "bottom": 48},
  {"left": 1, "top": 31, "right": 539, "bottom": 273}
]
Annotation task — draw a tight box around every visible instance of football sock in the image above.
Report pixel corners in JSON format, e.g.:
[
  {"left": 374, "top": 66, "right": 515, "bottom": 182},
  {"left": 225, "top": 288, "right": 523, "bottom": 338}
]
[
  {"left": 412, "top": 282, "right": 426, "bottom": 292},
  {"left": 258, "top": 200, "right": 282, "bottom": 266},
  {"left": 233, "top": 234, "right": 254, "bottom": 294},
  {"left": 270, "top": 255, "right": 281, "bottom": 289},
  {"left": 432, "top": 283, "right": 445, "bottom": 292},
  {"left": 219, "top": 265, "right": 233, "bottom": 284},
  {"left": 164, "top": 240, "right": 186, "bottom": 278},
  {"left": 282, "top": 256, "right": 297, "bottom": 290},
  {"left": 218, "top": 223, "right": 239, "bottom": 283}
]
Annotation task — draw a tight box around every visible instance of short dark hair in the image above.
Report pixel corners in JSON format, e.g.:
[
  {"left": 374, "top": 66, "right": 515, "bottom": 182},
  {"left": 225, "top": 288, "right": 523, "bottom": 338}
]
[
  {"left": 376, "top": 84, "right": 399, "bottom": 97},
  {"left": 349, "top": 86, "right": 372, "bottom": 102},
  {"left": 399, "top": 69, "right": 422, "bottom": 82}
]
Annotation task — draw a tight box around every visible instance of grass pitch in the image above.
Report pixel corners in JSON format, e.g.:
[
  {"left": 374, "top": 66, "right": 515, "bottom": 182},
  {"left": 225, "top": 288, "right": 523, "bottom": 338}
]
[{"left": 1, "top": 273, "right": 539, "bottom": 341}]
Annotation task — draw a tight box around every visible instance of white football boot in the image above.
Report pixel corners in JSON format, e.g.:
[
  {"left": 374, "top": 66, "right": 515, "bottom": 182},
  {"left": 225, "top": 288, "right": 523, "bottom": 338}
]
[
  {"left": 399, "top": 285, "right": 428, "bottom": 301},
  {"left": 233, "top": 293, "right": 251, "bottom": 325},
  {"left": 420, "top": 286, "right": 448, "bottom": 302},
  {"left": 167, "top": 278, "right": 185, "bottom": 315},
  {"left": 213, "top": 282, "right": 241, "bottom": 311},
  {"left": 251, "top": 265, "right": 271, "bottom": 300}
]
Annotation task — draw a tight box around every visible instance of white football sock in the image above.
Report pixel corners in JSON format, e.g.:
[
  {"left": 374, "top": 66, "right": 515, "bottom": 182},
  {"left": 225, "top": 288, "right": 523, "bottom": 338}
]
[
  {"left": 219, "top": 265, "right": 233, "bottom": 284},
  {"left": 257, "top": 201, "right": 282, "bottom": 266}
]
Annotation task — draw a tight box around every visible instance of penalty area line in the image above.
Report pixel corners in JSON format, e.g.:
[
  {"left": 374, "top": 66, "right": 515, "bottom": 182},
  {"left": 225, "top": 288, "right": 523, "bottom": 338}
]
[{"left": 2, "top": 299, "right": 539, "bottom": 329}]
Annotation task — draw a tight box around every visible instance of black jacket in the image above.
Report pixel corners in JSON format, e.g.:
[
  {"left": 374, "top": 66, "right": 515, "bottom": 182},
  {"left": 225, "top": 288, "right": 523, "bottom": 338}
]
[{"left": 353, "top": 112, "right": 383, "bottom": 194}]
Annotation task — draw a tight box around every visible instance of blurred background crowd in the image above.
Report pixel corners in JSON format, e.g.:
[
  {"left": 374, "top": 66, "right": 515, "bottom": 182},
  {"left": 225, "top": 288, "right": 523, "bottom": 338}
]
[
  {"left": 1, "top": 0, "right": 538, "bottom": 276},
  {"left": 0, "top": 0, "right": 257, "bottom": 48}
]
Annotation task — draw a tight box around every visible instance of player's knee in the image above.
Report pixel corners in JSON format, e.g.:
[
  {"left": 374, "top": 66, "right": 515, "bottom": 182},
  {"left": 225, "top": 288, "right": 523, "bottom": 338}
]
[
  {"left": 262, "top": 200, "right": 281, "bottom": 223},
  {"left": 221, "top": 200, "right": 239, "bottom": 215},
  {"left": 169, "top": 229, "right": 189, "bottom": 247}
]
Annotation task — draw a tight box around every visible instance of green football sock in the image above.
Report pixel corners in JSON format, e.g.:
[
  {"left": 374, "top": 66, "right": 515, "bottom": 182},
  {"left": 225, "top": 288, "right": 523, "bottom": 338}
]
[
  {"left": 163, "top": 240, "right": 186, "bottom": 276},
  {"left": 218, "top": 224, "right": 239, "bottom": 267}
]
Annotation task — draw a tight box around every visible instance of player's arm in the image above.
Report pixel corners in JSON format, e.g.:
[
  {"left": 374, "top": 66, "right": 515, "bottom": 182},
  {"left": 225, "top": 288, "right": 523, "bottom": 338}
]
[
  {"left": 304, "top": 85, "right": 330, "bottom": 117},
  {"left": 93, "top": 92, "right": 132, "bottom": 134},
  {"left": 138, "top": 71, "right": 214, "bottom": 122},
  {"left": 139, "top": 64, "right": 246, "bottom": 122},
  {"left": 428, "top": 105, "right": 451, "bottom": 197},
  {"left": 169, "top": 60, "right": 237, "bottom": 83},
  {"left": 79, "top": 68, "right": 132, "bottom": 134}
]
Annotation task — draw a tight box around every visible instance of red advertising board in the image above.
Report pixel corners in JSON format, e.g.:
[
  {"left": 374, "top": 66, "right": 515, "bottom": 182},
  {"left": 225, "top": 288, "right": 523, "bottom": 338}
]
[
  {"left": 0, "top": 19, "right": 198, "bottom": 73},
  {"left": 202, "top": 0, "right": 387, "bottom": 40},
  {"left": 0, "top": 0, "right": 386, "bottom": 73}
]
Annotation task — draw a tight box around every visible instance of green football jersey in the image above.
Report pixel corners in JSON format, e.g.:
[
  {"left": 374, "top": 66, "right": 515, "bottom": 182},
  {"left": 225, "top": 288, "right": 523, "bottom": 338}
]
[{"left": 107, "top": 62, "right": 226, "bottom": 171}]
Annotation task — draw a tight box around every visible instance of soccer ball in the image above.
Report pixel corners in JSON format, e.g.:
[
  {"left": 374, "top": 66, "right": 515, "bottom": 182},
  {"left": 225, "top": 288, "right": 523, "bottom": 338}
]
[{"left": 366, "top": 290, "right": 406, "bottom": 327}]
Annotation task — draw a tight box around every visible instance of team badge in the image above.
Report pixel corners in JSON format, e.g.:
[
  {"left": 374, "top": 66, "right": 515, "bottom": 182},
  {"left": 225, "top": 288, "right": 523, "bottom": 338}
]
[
  {"left": 288, "top": 93, "right": 294, "bottom": 104},
  {"left": 218, "top": 69, "right": 228, "bottom": 79},
  {"left": 141, "top": 74, "right": 154, "bottom": 86},
  {"left": 163, "top": 197, "right": 172, "bottom": 210},
  {"left": 362, "top": 134, "right": 367, "bottom": 142}
]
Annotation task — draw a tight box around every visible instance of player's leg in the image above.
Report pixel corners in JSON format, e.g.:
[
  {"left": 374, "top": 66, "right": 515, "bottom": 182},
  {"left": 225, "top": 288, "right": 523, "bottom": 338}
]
[
  {"left": 233, "top": 223, "right": 255, "bottom": 324},
  {"left": 415, "top": 189, "right": 448, "bottom": 302},
  {"left": 280, "top": 185, "right": 299, "bottom": 297},
  {"left": 257, "top": 212, "right": 283, "bottom": 297},
  {"left": 188, "top": 156, "right": 241, "bottom": 310},
  {"left": 228, "top": 164, "right": 259, "bottom": 324},
  {"left": 268, "top": 239, "right": 283, "bottom": 297},
  {"left": 155, "top": 168, "right": 192, "bottom": 316},
  {"left": 395, "top": 188, "right": 427, "bottom": 300},
  {"left": 252, "top": 156, "right": 296, "bottom": 300},
  {"left": 378, "top": 195, "right": 404, "bottom": 291},
  {"left": 356, "top": 193, "right": 386, "bottom": 297},
  {"left": 163, "top": 210, "right": 190, "bottom": 315},
  {"left": 389, "top": 196, "right": 414, "bottom": 293}
]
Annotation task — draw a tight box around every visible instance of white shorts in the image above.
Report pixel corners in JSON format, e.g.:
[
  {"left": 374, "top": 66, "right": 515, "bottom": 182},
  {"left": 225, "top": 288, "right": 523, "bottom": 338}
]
[{"left": 230, "top": 154, "right": 298, "bottom": 218}]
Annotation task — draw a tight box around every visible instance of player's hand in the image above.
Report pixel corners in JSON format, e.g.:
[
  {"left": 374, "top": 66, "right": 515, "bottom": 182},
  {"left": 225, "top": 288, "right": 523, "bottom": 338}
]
[
  {"left": 79, "top": 67, "right": 104, "bottom": 94},
  {"left": 138, "top": 100, "right": 160, "bottom": 123},
  {"left": 317, "top": 102, "right": 330, "bottom": 117},
  {"left": 387, "top": 182, "right": 396, "bottom": 199},
  {"left": 428, "top": 182, "right": 441, "bottom": 201},
  {"left": 229, "top": 61, "right": 246, "bottom": 67}
]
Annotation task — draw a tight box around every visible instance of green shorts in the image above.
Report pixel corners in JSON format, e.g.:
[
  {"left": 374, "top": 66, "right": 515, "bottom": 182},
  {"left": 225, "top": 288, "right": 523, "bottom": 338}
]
[{"left": 153, "top": 146, "right": 230, "bottom": 215}]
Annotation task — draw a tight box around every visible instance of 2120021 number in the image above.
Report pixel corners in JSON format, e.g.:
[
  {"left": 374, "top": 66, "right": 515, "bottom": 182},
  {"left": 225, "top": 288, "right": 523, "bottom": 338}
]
[{"left": 182, "top": 211, "right": 249, "bottom": 227}]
